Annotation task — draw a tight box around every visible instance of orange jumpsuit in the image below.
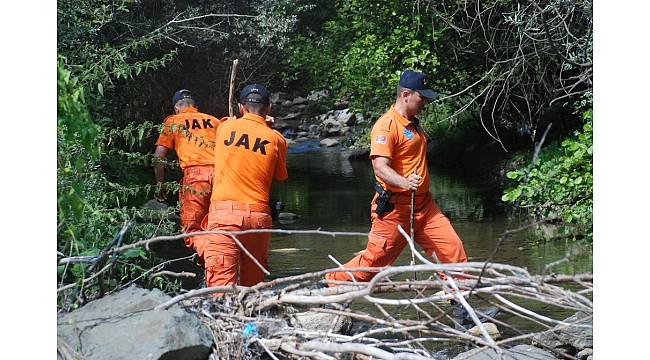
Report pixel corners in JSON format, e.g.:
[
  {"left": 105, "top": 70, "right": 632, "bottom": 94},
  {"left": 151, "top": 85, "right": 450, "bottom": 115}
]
[
  {"left": 326, "top": 107, "right": 467, "bottom": 283},
  {"left": 194, "top": 113, "right": 288, "bottom": 287},
  {"left": 155, "top": 107, "right": 220, "bottom": 250}
]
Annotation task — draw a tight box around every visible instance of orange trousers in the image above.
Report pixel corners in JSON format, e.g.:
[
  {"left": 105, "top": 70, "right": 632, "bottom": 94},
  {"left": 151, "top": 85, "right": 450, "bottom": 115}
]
[
  {"left": 178, "top": 165, "right": 213, "bottom": 251},
  {"left": 326, "top": 191, "right": 467, "bottom": 283},
  {"left": 194, "top": 201, "right": 272, "bottom": 287}
]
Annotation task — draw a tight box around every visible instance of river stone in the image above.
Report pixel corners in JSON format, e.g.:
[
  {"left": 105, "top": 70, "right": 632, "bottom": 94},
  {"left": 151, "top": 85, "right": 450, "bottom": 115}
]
[
  {"left": 467, "top": 322, "right": 501, "bottom": 340},
  {"left": 277, "top": 112, "right": 301, "bottom": 121},
  {"left": 532, "top": 311, "right": 592, "bottom": 351},
  {"left": 292, "top": 96, "right": 308, "bottom": 105},
  {"left": 290, "top": 104, "right": 308, "bottom": 113},
  {"left": 308, "top": 124, "right": 320, "bottom": 137},
  {"left": 320, "top": 138, "right": 340, "bottom": 147},
  {"left": 289, "top": 311, "right": 352, "bottom": 334},
  {"left": 576, "top": 348, "right": 593, "bottom": 360},
  {"left": 57, "top": 286, "right": 212, "bottom": 360},
  {"left": 307, "top": 90, "right": 329, "bottom": 101},
  {"left": 453, "top": 344, "right": 558, "bottom": 360},
  {"left": 278, "top": 212, "right": 299, "bottom": 220},
  {"left": 335, "top": 108, "right": 356, "bottom": 126}
]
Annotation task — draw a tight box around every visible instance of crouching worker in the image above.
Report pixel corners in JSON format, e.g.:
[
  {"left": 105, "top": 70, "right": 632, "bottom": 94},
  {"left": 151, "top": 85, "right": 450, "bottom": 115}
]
[{"left": 196, "top": 84, "right": 288, "bottom": 288}]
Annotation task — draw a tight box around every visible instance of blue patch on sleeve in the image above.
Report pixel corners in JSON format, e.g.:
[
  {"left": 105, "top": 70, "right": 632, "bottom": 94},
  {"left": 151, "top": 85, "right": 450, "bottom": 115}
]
[{"left": 403, "top": 128, "right": 414, "bottom": 140}]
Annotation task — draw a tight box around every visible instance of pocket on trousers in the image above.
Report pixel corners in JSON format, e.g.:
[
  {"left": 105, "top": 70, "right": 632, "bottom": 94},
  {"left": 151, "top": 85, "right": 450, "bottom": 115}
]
[
  {"left": 186, "top": 174, "right": 212, "bottom": 184},
  {"left": 256, "top": 213, "right": 272, "bottom": 229},
  {"left": 365, "top": 233, "right": 387, "bottom": 262}
]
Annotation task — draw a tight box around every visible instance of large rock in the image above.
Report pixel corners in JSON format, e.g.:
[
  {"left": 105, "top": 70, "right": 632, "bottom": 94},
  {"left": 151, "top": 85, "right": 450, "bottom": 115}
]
[
  {"left": 454, "top": 344, "right": 558, "bottom": 360},
  {"left": 320, "top": 138, "right": 340, "bottom": 147},
  {"left": 291, "top": 96, "right": 308, "bottom": 105},
  {"left": 334, "top": 108, "right": 356, "bottom": 126},
  {"left": 320, "top": 118, "right": 342, "bottom": 136},
  {"left": 532, "top": 312, "right": 593, "bottom": 352},
  {"left": 57, "top": 286, "right": 212, "bottom": 360}
]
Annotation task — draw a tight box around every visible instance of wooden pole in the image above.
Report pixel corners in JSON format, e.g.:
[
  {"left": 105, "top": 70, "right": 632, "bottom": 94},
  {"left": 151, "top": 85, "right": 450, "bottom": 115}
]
[{"left": 228, "top": 59, "right": 239, "bottom": 118}]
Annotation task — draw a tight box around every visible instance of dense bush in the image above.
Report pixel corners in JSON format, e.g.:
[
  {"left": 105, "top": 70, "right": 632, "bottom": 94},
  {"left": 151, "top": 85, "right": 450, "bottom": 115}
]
[
  {"left": 502, "top": 106, "right": 593, "bottom": 241},
  {"left": 57, "top": 58, "right": 183, "bottom": 309}
]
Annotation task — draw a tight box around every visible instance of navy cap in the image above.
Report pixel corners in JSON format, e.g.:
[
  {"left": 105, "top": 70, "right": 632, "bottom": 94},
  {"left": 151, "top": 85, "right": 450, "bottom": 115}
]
[
  {"left": 399, "top": 70, "right": 438, "bottom": 100},
  {"left": 240, "top": 83, "right": 270, "bottom": 104},
  {"left": 172, "top": 89, "right": 193, "bottom": 105}
]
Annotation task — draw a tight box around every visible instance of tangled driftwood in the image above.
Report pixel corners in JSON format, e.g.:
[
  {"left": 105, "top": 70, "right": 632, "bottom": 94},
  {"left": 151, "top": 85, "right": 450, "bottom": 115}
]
[{"left": 58, "top": 225, "right": 592, "bottom": 359}]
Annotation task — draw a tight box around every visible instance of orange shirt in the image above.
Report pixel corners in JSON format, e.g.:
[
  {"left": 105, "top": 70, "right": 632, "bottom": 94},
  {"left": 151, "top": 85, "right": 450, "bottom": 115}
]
[
  {"left": 155, "top": 107, "right": 219, "bottom": 169},
  {"left": 370, "top": 106, "right": 430, "bottom": 195},
  {"left": 211, "top": 113, "right": 288, "bottom": 204}
]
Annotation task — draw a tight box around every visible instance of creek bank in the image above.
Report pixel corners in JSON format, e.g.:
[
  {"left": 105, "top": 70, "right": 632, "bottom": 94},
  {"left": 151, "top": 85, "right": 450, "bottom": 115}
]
[{"left": 270, "top": 90, "right": 369, "bottom": 154}]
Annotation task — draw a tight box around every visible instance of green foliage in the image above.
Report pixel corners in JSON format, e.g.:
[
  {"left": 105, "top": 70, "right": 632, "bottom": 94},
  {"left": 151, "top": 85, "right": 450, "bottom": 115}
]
[
  {"left": 57, "top": 57, "right": 181, "bottom": 310},
  {"left": 282, "top": 0, "right": 441, "bottom": 119},
  {"left": 502, "top": 108, "right": 593, "bottom": 241}
]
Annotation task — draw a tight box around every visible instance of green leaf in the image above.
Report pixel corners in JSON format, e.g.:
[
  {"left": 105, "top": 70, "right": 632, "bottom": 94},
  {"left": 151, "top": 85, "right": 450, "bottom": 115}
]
[{"left": 123, "top": 248, "right": 145, "bottom": 259}]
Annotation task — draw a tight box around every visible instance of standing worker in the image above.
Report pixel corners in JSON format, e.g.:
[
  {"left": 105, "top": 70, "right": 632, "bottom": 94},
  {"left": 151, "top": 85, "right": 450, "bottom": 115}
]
[
  {"left": 195, "top": 83, "right": 288, "bottom": 288},
  {"left": 153, "top": 89, "right": 220, "bottom": 257},
  {"left": 325, "top": 69, "right": 468, "bottom": 286}
]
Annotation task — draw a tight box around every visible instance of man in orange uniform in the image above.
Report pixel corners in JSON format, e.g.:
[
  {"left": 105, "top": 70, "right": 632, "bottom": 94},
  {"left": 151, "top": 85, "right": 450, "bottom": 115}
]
[
  {"left": 326, "top": 70, "right": 468, "bottom": 284},
  {"left": 195, "top": 83, "right": 288, "bottom": 287},
  {"left": 153, "top": 89, "right": 220, "bottom": 254}
]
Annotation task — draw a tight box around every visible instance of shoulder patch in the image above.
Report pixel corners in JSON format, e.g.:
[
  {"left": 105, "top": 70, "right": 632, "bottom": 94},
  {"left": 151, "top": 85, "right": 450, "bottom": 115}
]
[
  {"left": 375, "top": 135, "right": 388, "bottom": 145},
  {"left": 403, "top": 128, "right": 414, "bottom": 140}
]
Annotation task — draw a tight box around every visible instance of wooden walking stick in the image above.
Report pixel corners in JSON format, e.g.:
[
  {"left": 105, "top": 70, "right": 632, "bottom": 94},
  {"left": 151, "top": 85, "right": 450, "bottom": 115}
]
[
  {"left": 409, "top": 173, "right": 416, "bottom": 268},
  {"left": 228, "top": 59, "right": 239, "bottom": 118}
]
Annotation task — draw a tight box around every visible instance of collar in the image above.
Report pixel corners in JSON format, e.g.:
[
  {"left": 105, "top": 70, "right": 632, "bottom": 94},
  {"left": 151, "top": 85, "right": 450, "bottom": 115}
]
[
  {"left": 242, "top": 113, "right": 267, "bottom": 124},
  {"left": 390, "top": 106, "right": 416, "bottom": 128},
  {"left": 178, "top": 106, "right": 198, "bottom": 114}
]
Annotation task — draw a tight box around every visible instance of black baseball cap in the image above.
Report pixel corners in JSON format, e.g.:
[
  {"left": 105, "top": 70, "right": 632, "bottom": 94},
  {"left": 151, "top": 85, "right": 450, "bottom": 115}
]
[
  {"left": 240, "top": 84, "right": 270, "bottom": 104},
  {"left": 399, "top": 70, "right": 438, "bottom": 100},
  {"left": 172, "top": 89, "right": 193, "bottom": 105}
]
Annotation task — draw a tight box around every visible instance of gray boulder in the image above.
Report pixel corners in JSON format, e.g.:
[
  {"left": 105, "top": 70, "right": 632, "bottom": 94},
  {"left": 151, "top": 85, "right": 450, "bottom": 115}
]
[
  {"left": 335, "top": 108, "right": 356, "bottom": 126},
  {"left": 308, "top": 124, "right": 320, "bottom": 138},
  {"left": 532, "top": 312, "right": 593, "bottom": 352},
  {"left": 576, "top": 348, "right": 593, "bottom": 360},
  {"left": 307, "top": 90, "right": 329, "bottom": 101},
  {"left": 292, "top": 96, "right": 308, "bottom": 105},
  {"left": 277, "top": 112, "right": 301, "bottom": 121},
  {"left": 57, "top": 286, "right": 212, "bottom": 360},
  {"left": 454, "top": 344, "right": 558, "bottom": 360},
  {"left": 320, "top": 138, "right": 340, "bottom": 147}
]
